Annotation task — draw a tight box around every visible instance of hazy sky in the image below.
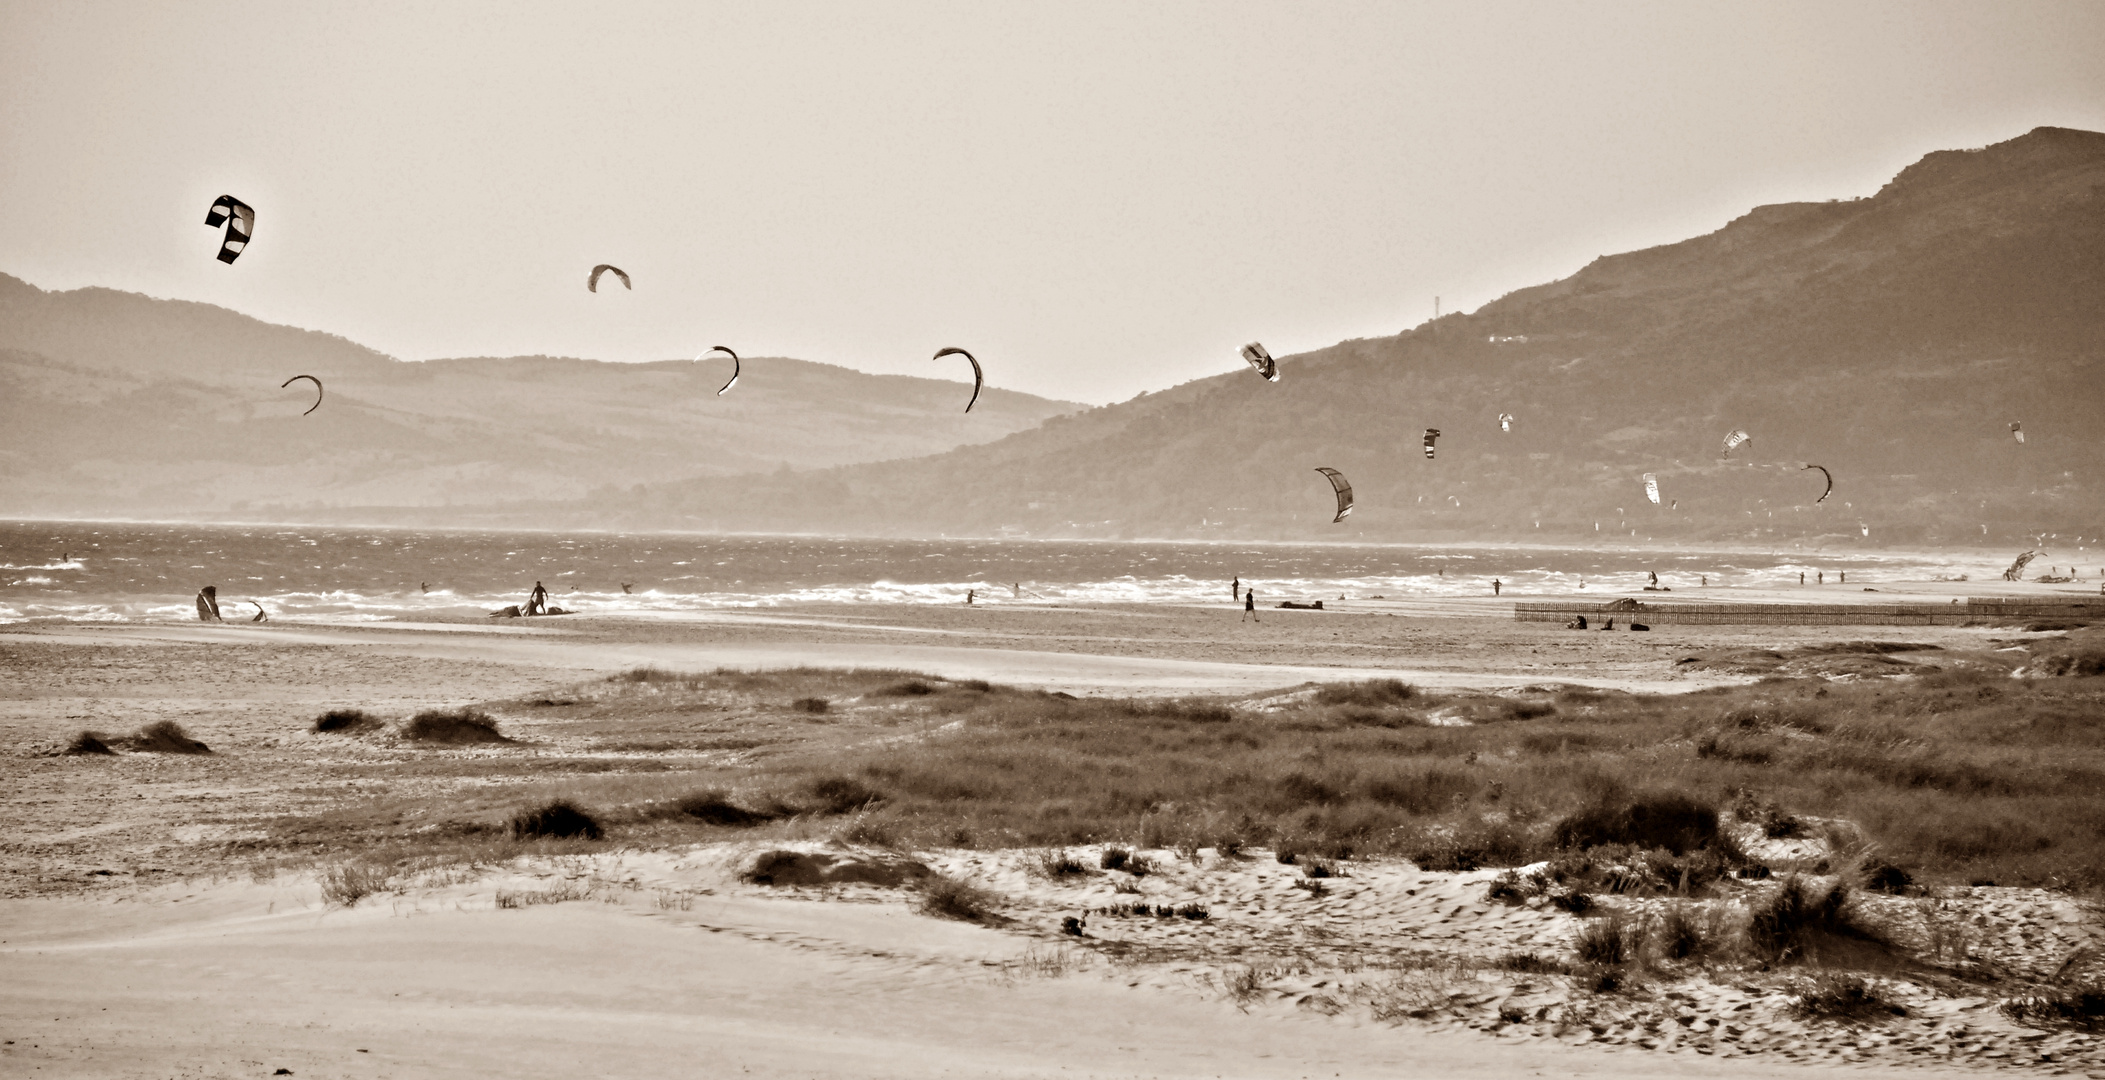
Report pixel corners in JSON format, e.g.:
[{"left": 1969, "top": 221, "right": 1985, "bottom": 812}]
[{"left": 3, "top": 1, "right": 2101, "bottom": 404}]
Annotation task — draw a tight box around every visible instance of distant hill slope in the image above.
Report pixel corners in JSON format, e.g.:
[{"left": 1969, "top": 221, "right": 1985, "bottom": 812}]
[
  {"left": 578, "top": 127, "right": 2103, "bottom": 548},
  {"left": 0, "top": 276, "right": 1080, "bottom": 517}
]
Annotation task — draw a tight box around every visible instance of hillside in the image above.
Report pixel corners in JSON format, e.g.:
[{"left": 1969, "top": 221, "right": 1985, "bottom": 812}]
[
  {"left": 568, "top": 127, "right": 2105, "bottom": 547},
  {"left": 0, "top": 276, "right": 1080, "bottom": 518}
]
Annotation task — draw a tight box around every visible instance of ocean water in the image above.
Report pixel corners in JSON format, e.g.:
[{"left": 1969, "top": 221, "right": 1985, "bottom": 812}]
[{"left": 0, "top": 520, "right": 2014, "bottom": 625}]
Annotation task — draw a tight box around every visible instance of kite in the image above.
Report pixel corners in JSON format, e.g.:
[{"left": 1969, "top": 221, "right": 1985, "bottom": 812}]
[
  {"left": 933, "top": 347, "right": 984, "bottom": 412},
  {"left": 204, "top": 196, "right": 255, "bottom": 264},
  {"left": 1240, "top": 342, "right": 1279, "bottom": 382},
  {"left": 701, "top": 346, "right": 740, "bottom": 395},
  {"left": 280, "top": 374, "right": 323, "bottom": 415},
  {"left": 2011, "top": 422, "right": 2025, "bottom": 444},
  {"left": 1721, "top": 429, "right": 1751, "bottom": 457},
  {"left": 1313, "top": 467, "right": 1353, "bottom": 523},
  {"left": 587, "top": 264, "right": 631, "bottom": 292},
  {"left": 1423, "top": 428, "right": 1441, "bottom": 460},
  {"left": 1498, "top": 412, "right": 1514, "bottom": 433},
  {"left": 1643, "top": 473, "right": 1661, "bottom": 505},
  {"left": 1802, "top": 464, "right": 1833, "bottom": 504}
]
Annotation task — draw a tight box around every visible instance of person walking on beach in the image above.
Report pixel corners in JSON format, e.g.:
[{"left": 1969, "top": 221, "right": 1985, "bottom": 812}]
[
  {"left": 1243, "top": 588, "right": 1257, "bottom": 622},
  {"left": 1492, "top": 578, "right": 1502, "bottom": 596},
  {"left": 528, "top": 581, "right": 548, "bottom": 616}
]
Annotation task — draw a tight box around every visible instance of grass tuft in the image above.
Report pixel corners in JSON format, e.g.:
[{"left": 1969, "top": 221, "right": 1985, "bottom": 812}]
[
  {"left": 313, "top": 708, "right": 383, "bottom": 734},
  {"left": 917, "top": 875, "right": 1001, "bottom": 924},
  {"left": 1791, "top": 973, "right": 1907, "bottom": 1023},
  {"left": 507, "top": 799, "right": 604, "bottom": 840},
  {"left": 1034, "top": 849, "right": 1090, "bottom": 879},
  {"left": 125, "top": 720, "right": 211, "bottom": 754},
  {"left": 1747, "top": 877, "right": 1888, "bottom": 964},
  {"left": 2002, "top": 980, "right": 2105, "bottom": 1032},
  {"left": 403, "top": 708, "right": 511, "bottom": 745},
  {"left": 64, "top": 731, "right": 115, "bottom": 755}
]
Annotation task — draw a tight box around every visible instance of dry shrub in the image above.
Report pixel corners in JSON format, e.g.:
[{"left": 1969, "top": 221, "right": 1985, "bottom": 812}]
[
  {"left": 64, "top": 731, "right": 115, "bottom": 755},
  {"left": 917, "top": 875, "right": 1000, "bottom": 924},
  {"left": 803, "top": 774, "right": 884, "bottom": 814},
  {"left": 1553, "top": 790, "right": 1720, "bottom": 855},
  {"left": 318, "top": 862, "right": 394, "bottom": 906},
  {"left": 792, "top": 697, "right": 830, "bottom": 714},
  {"left": 2003, "top": 980, "right": 2105, "bottom": 1031},
  {"left": 1791, "top": 972, "right": 1906, "bottom": 1022},
  {"left": 1034, "top": 849, "right": 1090, "bottom": 879},
  {"left": 1748, "top": 877, "right": 1888, "bottom": 964},
  {"left": 877, "top": 679, "right": 939, "bottom": 697},
  {"left": 508, "top": 799, "right": 604, "bottom": 840},
  {"left": 125, "top": 720, "right": 211, "bottom": 754},
  {"left": 1498, "top": 951, "right": 1570, "bottom": 975},
  {"left": 403, "top": 708, "right": 510, "bottom": 745},
  {"left": 1099, "top": 846, "right": 1131, "bottom": 871},
  {"left": 674, "top": 790, "right": 778, "bottom": 827},
  {"left": 313, "top": 708, "right": 382, "bottom": 734},
  {"left": 1314, "top": 678, "right": 1416, "bottom": 707},
  {"left": 1574, "top": 917, "right": 1637, "bottom": 967},
  {"left": 1407, "top": 817, "right": 1536, "bottom": 872}
]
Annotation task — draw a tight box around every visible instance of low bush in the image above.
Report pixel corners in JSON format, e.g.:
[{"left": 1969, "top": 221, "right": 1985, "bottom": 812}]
[
  {"left": 313, "top": 708, "right": 382, "bottom": 734},
  {"left": 1574, "top": 917, "right": 1637, "bottom": 967},
  {"left": 402, "top": 708, "right": 510, "bottom": 745},
  {"left": 125, "top": 720, "right": 211, "bottom": 754},
  {"left": 64, "top": 731, "right": 115, "bottom": 755},
  {"left": 318, "top": 862, "right": 394, "bottom": 906},
  {"left": 1657, "top": 905, "right": 1711, "bottom": 960},
  {"left": 674, "top": 790, "right": 777, "bottom": 827},
  {"left": 804, "top": 775, "right": 884, "bottom": 814},
  {"left": 2002, "top": 980, "right": 2105, "bottom": 1032},
  {"left": 1407, "top": 817, "right": 1536, "bottom": 872},
  {"left": 1553, "top": 791, "right": 1721, "bottom": 856},
  {"left": 1791, "top": 973, "right": 1906, "bottom": 1022},
  {"left": 1747, "top": 877, "right": 1888, "bottom": 964},
  {"left": 791, "top": 697, "right": 830, "bottom": 714},
  {"left": 918, "top": 875, "right": 1000, "bottom": 924},
  {"left": 1099, "top": 846, "right": 1130, "bottom": 872},
  {"left": 1313, "top": 679, "right": 1416, "bottom": 707},
  {"left": 1035, "top": 849, "right": 1090, "bottom": 879},
  {"left": 1861, "top": 861, "right": 1917, "bottom": 895},
  {"left": 508, "top": 799, "right": 604, "bottom": 840},
  {"left": 877, "top": 679, "right": 938, "bottom": 697}
]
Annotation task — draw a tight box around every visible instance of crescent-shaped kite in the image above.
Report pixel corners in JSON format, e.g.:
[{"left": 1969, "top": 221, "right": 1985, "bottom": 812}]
[
  {"left": 281, "top": 374, "right": 323, "bottom": 415},
  {"left": 1240, "top": 342, "right": 1279, "bottom": 382},
  {"left": 933, "top": 347, "right": 984, "bottom": 412},
  {"left": 204, "top": 196, "right": 255, "bottom": 264},
  {"left": 1802, "top": 464, "right": 1833, "bottom": 504},
  {"left": 1721, "top": 429, "right": 1752, "bottom": 457},
  {"left": 1313, "top": 467, "right": 1354, "bottom": 523},
  {"left": 587, "top": 264, "right": 631, "bottom": 292},
  {"left": 702, "top": 346, "right": 740, "bottom": 395},
  {"left": 1498, "top": 412, "right": 1514, "bottom": 433}
]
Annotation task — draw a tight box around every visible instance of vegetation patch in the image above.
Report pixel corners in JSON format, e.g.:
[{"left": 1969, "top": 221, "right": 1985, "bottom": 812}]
[
  {"left": 124, "top": 720, "right": 211, "bottom": 754},
  {"left": 403, "top": 708, "right": 511, "bottom": 745},
  {"left": 1748, "top": 877, "right": 1890, "bottom": 965},
  {"left": 313, "top": 708, "right": 383, "bottom": 734},
  {"left": 2002, "top": 981, "right": 2105, "bottom": 1032},
  {"left": 63, "top": 730, "right": 115, "bottom": 755},
  {"left": 1791, "top": 973, "right": 1907, "bottom": 1023},
  {"left": 1553, "top": 790, "right": 1723, "bottom": 856},
  {"left": 916, "top": 875, "right": 1002, "bottom": 924},
  {"left": 507, "top": 799, "right": 604, "bottom": 840},
  {"left": 672, "top": 789, "right": 780, "bottom": 827}
]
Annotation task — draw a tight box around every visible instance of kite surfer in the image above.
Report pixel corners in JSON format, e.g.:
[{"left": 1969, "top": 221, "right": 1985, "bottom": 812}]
[
  {"left": 528, "top": 581, "right": 548, "bottom": 616},
  {"left": 194, "top": 586, "right": 223, "bottom": 622},
  {"left": 966, "top": 589, "right": 975, "bottom": 605},
  {"left": 1492, "top": 579, "right": 1502, "bottom": 596}
]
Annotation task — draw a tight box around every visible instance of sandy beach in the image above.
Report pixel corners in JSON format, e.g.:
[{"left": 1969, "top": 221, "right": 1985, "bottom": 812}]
[{"left": 4, "top": 591, "right": 2100, "bottom": 1078}]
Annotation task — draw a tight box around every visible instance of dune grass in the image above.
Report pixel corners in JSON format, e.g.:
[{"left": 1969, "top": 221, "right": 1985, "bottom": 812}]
[
  {"left": 265, "top": 664, "right": 2105, "bottom": 891},
  {"left": 125, "top": 720, "right": 211, "bottom": 754},
  {"left": 313, "top": 708, "right": 384, "bottom": 734},
  {"left": 402, "top": 708, "right": 511, "bottom": 745}
]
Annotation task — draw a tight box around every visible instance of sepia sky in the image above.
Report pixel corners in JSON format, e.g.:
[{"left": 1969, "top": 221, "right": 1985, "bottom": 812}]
[{"left": 3, "top": 1, "right": 2101, "bottom": 405}]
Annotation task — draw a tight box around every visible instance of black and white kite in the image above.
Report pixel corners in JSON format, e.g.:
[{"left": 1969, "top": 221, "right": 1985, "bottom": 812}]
[
  {"left": 281, "top": 374, "right": 323, "bottom": 415},
  {"left": 1802, "top": 464, "right": 1833, "bottom": 504},
  {"left": 1498, "top": 412, "right": 1514, "bottom": 433},
  {"left": 1423, "top": 428, "right": 1441, "bottom": 460},
  {"left": 1721, "top": 429, "right": 1752, "bottom": 457},
  {"left": 701, "top": 346, "right": 740, "bottom": 395},
  {"left": 1314, "top": 467, "right": 1353, "bottom": 523},
  {"left": 588, "top": 264, "right": 631, "bottom": 292},
  {"left": 2010, "top": 422, "right": 2025, "bottom": 444},
  {"left": 1240, "top": 342, "right": 1279, "bottom": 382},
  {"left": 204, "top": 196, "right": 254, "bottom": 264},
  {"left": 933, "top": 347, "right": 984, "bottom": 412}
]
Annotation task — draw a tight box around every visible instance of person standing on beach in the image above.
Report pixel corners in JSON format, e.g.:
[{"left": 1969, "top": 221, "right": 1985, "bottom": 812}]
[
  {"left": 1243, "top": 588, "right": 1257, "bottom": 622},
  {"left": 528, "top": 581, "right": 547, "bottom": 616},
  {"left": 966, "top": 589, "right": 975, "bottom": 605},
  {"left": 1817, "top": 571, "right": 1824, "bottom": 586},
  {"left": 1492, "top": 579, "right": 1502, "bottom": 596},
  {"left": 1232, "top": 575, "right": 1240, "bottom": 601}
]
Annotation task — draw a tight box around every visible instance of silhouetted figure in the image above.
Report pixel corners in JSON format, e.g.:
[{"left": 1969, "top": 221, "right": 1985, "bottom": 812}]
[
  {"left": 420, "top": 582, "right": 429, "bottom": 594},
  {"left": 1012, "top": 582, "right": 1022, "bottom": 599},
  {"left": 621, "top": 583, "right": 633, "bottom": 594},
  {"left": 1800, "top": 572, "right": 1805, "bottom": 585},
  {"left": 1567, "top": 615, "right": 1588, "bottom": 629},
  {"left": 528, "top": 581, "right": 548, "bottom": 616},
  {"left": 1601, "top": 618, "right": 1615, "bottom": 630},
  {"left": 1701, "top": 575, "right": 1707, "bottom": 587},
  {"left": 966, "top": 589, "right": 975, "bottom": 605},
  {"left": 1492, "top": 579, "right": 1502, "bottom": 596},
  {"left": 1232, "top": 575, "right": 1240, "bottom": 601},
  {"left": 1839, "top": 571, "right": 1846, "bottom": 584},
  {"left": 1243, "top": 589, "right": 1257, "bottom": 622},
  {"left": 1817, "top": 571, "right": 1824, "bottom": 585},
  {"left": 195, "top": 586, "right": 222, "bottom": 622},
  {"left": 1648, "top": 571, "right": 1658, "bottom": 587}
]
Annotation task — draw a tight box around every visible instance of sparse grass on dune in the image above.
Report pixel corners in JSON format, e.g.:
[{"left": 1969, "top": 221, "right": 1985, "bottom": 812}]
[{"left": 264, "top": 665, "right": 2105, "bottom": 890}]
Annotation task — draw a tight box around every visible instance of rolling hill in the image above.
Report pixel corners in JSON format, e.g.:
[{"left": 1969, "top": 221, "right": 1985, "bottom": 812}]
[
  {"left": 0, "top": 276, "right": 1081, "bottom": 519},
  {"left": 569, "top": 126, "right": 2105, "bottom": 548}
]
